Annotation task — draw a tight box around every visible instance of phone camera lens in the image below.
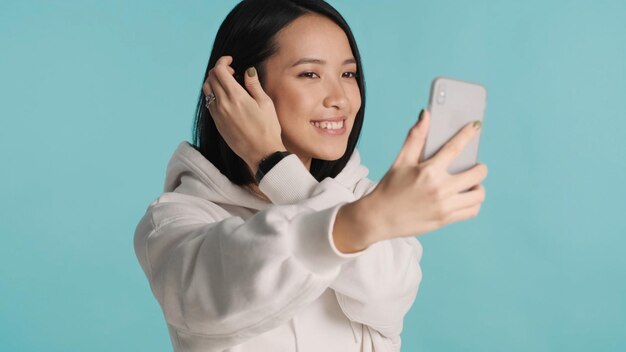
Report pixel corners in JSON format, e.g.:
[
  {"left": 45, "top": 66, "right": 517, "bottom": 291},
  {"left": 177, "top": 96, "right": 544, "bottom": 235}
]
[
  {"left": 436, "top": 83, "right": 446, "bottom": 104},
  {"left": 437, "top": 90, "right": 446, "bottom": 104}
]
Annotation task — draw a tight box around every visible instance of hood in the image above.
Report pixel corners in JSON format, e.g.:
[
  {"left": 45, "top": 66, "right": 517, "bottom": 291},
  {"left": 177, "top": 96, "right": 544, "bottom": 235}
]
[{"left": 163, "top": 141, "right": 370, "bottom": 211}]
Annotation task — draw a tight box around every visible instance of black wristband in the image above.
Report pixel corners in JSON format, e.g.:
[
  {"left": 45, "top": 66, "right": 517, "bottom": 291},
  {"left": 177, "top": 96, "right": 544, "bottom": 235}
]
[{"left": 255, "top": 151, "right": 292, "bottom": 184}]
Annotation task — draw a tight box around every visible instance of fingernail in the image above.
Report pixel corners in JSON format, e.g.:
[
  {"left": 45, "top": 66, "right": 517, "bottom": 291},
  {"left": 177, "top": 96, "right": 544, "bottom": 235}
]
[
  {"left": 417, "top": 109, "right": 424, "bottom": 123},
  {"left": 473, "top": 120, "right": 482, "bottom": 130},
  {"left": 246, "top": 67, "right": 257, "bottom": 77}
]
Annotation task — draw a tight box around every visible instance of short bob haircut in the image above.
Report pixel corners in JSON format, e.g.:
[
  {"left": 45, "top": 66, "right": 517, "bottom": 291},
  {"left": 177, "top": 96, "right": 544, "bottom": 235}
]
[{"left": 192, "top": 0, "right": 366, "bottom": 185}]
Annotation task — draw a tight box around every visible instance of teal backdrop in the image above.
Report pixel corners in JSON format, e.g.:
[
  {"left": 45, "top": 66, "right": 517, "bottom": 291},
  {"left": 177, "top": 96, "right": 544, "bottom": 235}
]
[{"left": 1, "top": 0, "right": 624, "bottom": 351}]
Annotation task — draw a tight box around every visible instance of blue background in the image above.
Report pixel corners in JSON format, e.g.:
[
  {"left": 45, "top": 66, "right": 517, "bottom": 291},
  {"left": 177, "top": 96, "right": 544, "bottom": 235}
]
[{"left": 1, "top": 0, "right": 625, "bottom": 351}]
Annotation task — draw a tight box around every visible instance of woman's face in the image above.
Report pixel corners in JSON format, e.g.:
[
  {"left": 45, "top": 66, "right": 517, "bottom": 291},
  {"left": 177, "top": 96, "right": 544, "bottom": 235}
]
[{"left": 261, "top": 14, "right": 361, "bottom": 170}]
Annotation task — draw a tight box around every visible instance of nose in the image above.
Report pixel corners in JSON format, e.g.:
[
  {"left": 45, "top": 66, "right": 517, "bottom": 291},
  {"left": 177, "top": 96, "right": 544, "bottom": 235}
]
[{"left": 322, "top": 78, "right": 349, "bottom": 111}]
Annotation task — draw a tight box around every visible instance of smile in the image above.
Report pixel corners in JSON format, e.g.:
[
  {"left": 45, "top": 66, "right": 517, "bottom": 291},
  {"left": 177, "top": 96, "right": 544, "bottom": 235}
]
[{"left": 310, "top": 120, "right": 347, "bottom": 135}]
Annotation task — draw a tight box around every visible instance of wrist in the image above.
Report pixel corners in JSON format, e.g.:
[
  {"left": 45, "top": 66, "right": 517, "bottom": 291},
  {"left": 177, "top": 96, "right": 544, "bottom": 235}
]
[
  {"left": 252, "top": 146, "right": 290, "bottom": 184},
  {"left": 248, "top": 145, "right": 288, "bottom": 174},
  {"left": 349, "top": 195, "right": 382, "bottom": 246},
  {"left": 333, "top": 198, "right": 379, "bottom": 253}
]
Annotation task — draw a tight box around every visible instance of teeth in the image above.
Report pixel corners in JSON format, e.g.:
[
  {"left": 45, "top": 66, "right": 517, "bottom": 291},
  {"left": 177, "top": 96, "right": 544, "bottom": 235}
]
[{"left": 310, "top": 120, "right": 344, "bottom": 129}]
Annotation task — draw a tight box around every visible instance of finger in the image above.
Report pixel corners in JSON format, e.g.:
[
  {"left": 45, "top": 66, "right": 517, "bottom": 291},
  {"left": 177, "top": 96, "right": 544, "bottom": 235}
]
[
  {"left": 243, "top": 67, "right": 268, "bottom": 102},
  {"left": 208, "top": 68, "right": 228, "bottom": 105},
  {"left": 205, "top": 66, "right": 234, "bottom": 94},
  {"left": 217, "top": 55, "right": 233, "bottom": 66},
  {"left": 447, "top": 163, "right": 488, "bottom": 194},
  {"left": 445, "top": 184, "right": 485, "bottom": 213},
  {"left": 202, "top": 80, "right": 213, "bottom": 99},
  {"left": 392, "top": 109, "right": 430, "bottom": 168},
  {"left": 214, "top": 57, "right": 248, "bottom": 98},
  {"left": 430, "top": 120, "right": 482, "bottom": 167},
  {"left": 215, "top": 55, "right": 235, "bottom": 75},
  {"left": 202, "top": 80, "right": 218, "bottom": 113},
  {"left": 442, "top": 202, "right": 482, "bottom": 225}
]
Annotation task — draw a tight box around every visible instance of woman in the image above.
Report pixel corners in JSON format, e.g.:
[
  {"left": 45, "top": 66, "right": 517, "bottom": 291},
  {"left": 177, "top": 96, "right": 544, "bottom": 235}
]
[{"left": 133, "top": 0, "right": 488, "bottom": 351}]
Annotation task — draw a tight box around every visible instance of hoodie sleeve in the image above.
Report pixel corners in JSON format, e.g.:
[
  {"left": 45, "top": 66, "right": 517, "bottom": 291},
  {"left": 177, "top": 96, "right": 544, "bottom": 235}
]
[
  {"left": 261, "top": 158, "right": 423, "bottom": 342},
  {"left": 133, "top": 174, "right": 366, "bottom": 349},
  {"left": 257, "top": 153, "right": 323, "bottom": 205},
  {"left": 330, "top": 178, "right": 423, "bottom": 344},
  {"left": 331, "top": 237, "right": 423, "bottom": 338}
]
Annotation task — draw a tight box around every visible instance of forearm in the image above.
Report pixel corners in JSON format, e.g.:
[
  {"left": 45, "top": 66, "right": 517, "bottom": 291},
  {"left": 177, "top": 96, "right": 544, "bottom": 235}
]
[
  {"left": 330, "top": 191, "right": 423, "bottom": 337},
  {"left": 332, "top": 196, "right": 380, "bottom": 253}
]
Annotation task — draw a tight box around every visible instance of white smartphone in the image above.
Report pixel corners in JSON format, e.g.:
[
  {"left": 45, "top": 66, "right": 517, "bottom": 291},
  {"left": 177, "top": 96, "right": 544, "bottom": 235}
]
[{"left": 420, "top": 76, "right": 487, "bottom": 175}]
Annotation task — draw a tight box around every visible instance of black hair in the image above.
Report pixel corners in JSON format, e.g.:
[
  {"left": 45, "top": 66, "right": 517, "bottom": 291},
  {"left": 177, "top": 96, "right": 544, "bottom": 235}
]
[{"left": 192, "top": 0, "right": 366, "bottom": 185}]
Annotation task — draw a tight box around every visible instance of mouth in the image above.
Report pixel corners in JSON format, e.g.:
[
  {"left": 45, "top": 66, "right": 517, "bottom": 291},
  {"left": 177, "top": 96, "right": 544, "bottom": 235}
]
[{"left": 309, "top": 118, "right": 347, "bottom": 135}]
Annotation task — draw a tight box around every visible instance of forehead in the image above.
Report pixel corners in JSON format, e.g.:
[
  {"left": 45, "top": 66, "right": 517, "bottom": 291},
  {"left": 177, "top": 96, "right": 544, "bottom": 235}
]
[{"left": 271, "top": 14, "right": 354, "bottom": 64}]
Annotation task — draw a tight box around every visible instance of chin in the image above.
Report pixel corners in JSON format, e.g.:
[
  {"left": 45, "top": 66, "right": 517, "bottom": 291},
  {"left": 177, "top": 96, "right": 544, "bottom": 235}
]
[{"left": 311, "top": 147, "right": 347, "bottom": 161}]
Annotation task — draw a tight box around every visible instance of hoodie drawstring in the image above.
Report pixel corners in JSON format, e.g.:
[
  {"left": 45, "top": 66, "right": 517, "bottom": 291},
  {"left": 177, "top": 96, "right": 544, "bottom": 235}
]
[{"left": 291, "top": 316, "right": 301, "bottom": 352}]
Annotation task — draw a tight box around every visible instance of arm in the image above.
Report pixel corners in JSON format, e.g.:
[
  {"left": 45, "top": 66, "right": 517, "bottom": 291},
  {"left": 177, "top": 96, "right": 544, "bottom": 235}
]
[
  {"left": 134, "top": 162, "right": 367, "bottom": 350},
  {"left": 330, "top": 189, "right": 423, "bottom": 340},
  {"left": 265, "top": 156, "right": 423, "bottom": 340}
]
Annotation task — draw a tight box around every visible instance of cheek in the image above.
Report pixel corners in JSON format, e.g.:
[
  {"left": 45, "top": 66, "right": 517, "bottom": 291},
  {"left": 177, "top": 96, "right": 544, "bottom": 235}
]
[
  {"left": 354, "top": 92, "right": 362, "bottom": 109},
  {"left": 274, "top": 87, "right": 317, "bottom": 124},
  {"left": 349, "top": 87, "right": 362, "bottom": 113}
]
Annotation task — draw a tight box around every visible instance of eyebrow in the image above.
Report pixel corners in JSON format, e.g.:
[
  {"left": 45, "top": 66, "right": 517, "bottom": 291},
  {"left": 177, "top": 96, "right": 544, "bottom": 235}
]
[{"left": 291, "top": 57, "right": 357, "bottom": 67}]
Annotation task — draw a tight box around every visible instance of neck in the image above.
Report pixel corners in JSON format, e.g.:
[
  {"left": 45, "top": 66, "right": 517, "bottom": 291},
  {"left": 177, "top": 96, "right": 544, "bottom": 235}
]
[
  {"left": 298, "top": 155, "right": 312, "bottom": 171},
  {"left": 246, "top": 183, "right": 271, "bottom": 203}
]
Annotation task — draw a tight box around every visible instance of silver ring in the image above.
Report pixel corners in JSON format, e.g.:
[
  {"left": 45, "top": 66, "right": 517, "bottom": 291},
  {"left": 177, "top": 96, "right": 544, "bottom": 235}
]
[{"left": 205, "top": 93, "right": 216, "bottom": 109}]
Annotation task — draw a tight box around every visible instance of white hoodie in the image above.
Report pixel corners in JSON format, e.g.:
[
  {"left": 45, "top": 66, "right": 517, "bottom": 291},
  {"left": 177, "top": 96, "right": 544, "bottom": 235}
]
[{"left": 134, "top": 141, "right": 423, "bottom": 352}]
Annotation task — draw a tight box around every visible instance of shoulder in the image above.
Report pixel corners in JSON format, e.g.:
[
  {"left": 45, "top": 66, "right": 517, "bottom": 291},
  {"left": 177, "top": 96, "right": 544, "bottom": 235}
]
[{"left": 143, "top": 192, "right": 232, "bottom": 231}]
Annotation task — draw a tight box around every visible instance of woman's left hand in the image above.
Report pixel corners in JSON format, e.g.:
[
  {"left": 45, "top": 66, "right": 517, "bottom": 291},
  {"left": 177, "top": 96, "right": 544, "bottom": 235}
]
[{"left": 203, "top": 55, "right": 286, "bottom": 172}]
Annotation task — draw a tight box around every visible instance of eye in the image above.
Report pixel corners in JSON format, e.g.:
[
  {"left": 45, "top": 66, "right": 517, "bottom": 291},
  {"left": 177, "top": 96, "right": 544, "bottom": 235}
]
[
  {"left": 299, "top": 72, "right": 319, "bottom": 79},
  {"left": 298, "top": 71, "right": 359, "bottom": 79}
]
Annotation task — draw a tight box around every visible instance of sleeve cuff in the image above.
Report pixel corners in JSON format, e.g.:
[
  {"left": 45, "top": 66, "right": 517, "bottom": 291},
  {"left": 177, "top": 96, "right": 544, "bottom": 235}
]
[
  {"left": 290, "top": 202, "right": 368, "bottom": 276},
  {"left": 258, "top": 154, "right": 319, "bottom": 205}
]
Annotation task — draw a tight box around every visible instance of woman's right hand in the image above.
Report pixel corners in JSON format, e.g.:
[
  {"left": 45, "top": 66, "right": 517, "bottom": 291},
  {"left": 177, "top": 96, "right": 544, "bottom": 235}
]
[
  {"left": 202, "top": 56, "right": 286, "bottom": 172},
  {"left": 357, "top": 109, "right": 488, "bottom": 245}
]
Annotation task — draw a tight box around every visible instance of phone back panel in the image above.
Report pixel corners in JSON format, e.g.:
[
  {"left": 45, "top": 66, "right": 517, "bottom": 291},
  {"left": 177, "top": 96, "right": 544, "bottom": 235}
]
[{"left": 422, "top": 77, "right": 487, "bottom": 175}]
